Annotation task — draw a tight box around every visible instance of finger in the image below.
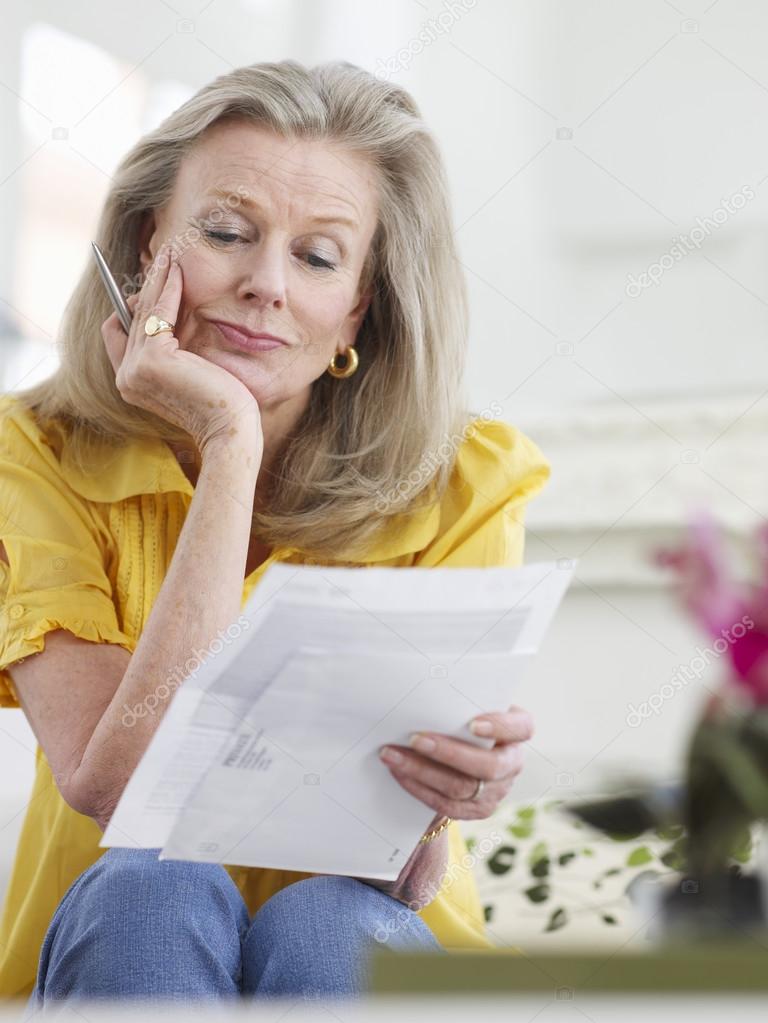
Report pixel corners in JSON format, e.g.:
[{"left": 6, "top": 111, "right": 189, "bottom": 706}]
[
  {"left": 141, "top": 242, "right": 175, "bottom": 298},
  {"left": 102, "top": 284, "right": 145, "bottom": 367},
  {"left": 147, "top": 254, "right": 183, "bottom": 337},
  {"left": 133, "top": 243, "right": 175, "bottom": 335},
  {"left": 382, "top": 728, "right": 527, "bottom": 781},
  {"left": 387, "top": 766, "right": 497, "bottom": 822},
  {"left": 468, "top": 707, "right": 535, "bottom": 743},
  {"left": 400, "top": 711, "right": 531, "bottom": 780},
  {"left": 124, "top": 292, "right": 141, "bottom": 323},
  {"left": 114, "top": 292, "right": 144, "bottom": 359},
  {"left": 130, "top": 255, "right": 183, "bottom": 353},
  {"left": 381, "top": 742, "right": 523, "bottom": 800}
]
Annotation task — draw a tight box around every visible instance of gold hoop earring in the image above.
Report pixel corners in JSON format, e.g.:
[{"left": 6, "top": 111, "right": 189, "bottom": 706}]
[{"left": 327, "top": 346, "right": 359, "bottom": 379}]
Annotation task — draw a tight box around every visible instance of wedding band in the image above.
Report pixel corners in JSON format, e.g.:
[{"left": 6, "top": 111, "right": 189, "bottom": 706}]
[
  {"left": 469, "top": 778, "right": 485, "bottom": 802},
  {"left": 144, "top": 314, "right": 175, "bottom": 336}
]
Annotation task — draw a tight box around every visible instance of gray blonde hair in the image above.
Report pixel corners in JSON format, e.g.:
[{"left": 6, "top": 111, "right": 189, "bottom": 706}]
[{"left": 14, "top": 59, "right": 472, "bottom": 559}]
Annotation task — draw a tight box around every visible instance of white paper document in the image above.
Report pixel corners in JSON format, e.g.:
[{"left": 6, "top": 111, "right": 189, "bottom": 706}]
[{"left": 101, "top": 560, "right": 575, "bottom": 880}]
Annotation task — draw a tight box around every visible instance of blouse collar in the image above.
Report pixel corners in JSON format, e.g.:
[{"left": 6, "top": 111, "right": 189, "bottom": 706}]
[{"left": 57, "top": 427, "right": 441, "bottom": 562}]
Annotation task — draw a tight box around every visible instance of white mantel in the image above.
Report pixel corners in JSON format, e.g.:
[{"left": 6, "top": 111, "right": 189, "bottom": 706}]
[{"left": 518, "top": 391, "right": 766, "bottom": 587}]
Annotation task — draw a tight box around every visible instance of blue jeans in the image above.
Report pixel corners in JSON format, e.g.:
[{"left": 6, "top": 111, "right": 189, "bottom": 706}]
[{"left": 26, "top": 847, "right": 443, "bottom": 1007}]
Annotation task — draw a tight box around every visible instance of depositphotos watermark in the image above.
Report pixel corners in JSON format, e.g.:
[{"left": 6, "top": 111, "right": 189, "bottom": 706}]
[
  {"left": 625, "top": 614, "right": 755, "bottom": 727},
  {"left": 625, "top": 186, "right": 755, "bottom": 297},
  {"left": 373, "top": 829, "right": 502, "bottom": 943},
  {"left": 121, "top": 614, "right": 251, "bottom": 727},
  {"left": 374, "top": 0, "right": 477, "bottom": 79},
  {"left": 374, "top": 401, "right": 503, "bottom": 514}
]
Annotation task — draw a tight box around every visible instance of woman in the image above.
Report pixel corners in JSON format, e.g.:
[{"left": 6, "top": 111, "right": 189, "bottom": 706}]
[{"left": 0, "top": 60, "right": 550, "bottom": 1002}]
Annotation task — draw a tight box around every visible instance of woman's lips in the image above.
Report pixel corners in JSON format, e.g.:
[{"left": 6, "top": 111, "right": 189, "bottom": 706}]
[{"left": 212, "top": 321, "right": 288, "bottom": 352}]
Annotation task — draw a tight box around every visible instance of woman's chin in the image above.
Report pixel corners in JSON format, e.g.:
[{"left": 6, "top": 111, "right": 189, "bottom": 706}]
[{"left": 197, "top": 346, "right": 292, "bottom": 405}]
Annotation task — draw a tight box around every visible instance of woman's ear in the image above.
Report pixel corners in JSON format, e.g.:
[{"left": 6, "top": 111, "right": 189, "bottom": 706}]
[
  {"left": 350, "top": 284, "right": 374, "bottom": 331},
  {"left": 136, "top": 213, "right": 159, "bottom": 273}
]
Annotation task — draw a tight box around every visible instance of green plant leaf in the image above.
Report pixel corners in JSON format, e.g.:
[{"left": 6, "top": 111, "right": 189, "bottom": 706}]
[
  {"left": 605, "top": 829, "right": 646, "bottom": 841},
  {"left": 484, "top": 904, "right": 494, "bottom": 922},
  {"left": 558, "top": 852, "right": 577, "bottom": 867},
  {"left": 545, "top": 907, "right": 568, "bottom": 932},
  {"left": 526, "top": 836, "right": 549, "bottom": 881},
  {"left": 524, "top": 883, "right": 550, "bottom": 904},
  {"left": 517, "top": 806, "right": 536, "bottom": 821},
  {"left": 508, "top": 824, "right": 533, "bottom": 839},
  {"left": 602, "top": 914, "right": 618, "bottom": 925},
  {"left": 465, "top": 837, "right": 477, "bottom": 853},
  {"left": 487, "top": 845, "right": 517, "bottom": 876},
  {"left": 528, "top": 841, "right": 547, "bottom": 865},
  {"left": 627, "top": 846, "right": 653, "bottom": 867},
  {"left": 531, "top": 856, "right": 551, "bottom": 879},
  {"left": 660, "top": 848, "right": 685, "bottom": 870}
]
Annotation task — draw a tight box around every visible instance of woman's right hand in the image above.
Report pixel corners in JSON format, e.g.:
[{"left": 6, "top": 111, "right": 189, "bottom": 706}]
[{"left": 101, "top": 241, "right": 262, "bottom": 455}]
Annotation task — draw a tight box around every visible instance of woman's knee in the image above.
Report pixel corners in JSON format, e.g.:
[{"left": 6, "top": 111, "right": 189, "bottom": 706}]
[
  {"left": 255, "top": 876, "right": 377, "bottom": 929},
  {"left": 241, "top": 875, "right": 441, "bottom": 997},
  {"left": 46, "top": 847, "right": 249, "bottom": 949},
  {"left": 248, "top": 874, "right": 440, "bottom": 949},
  {"left": 93, "top": 846, "right": 230, "bottom": 888},
  {"left": 36, "top": 848, "right": 249, "bottom": 999}
]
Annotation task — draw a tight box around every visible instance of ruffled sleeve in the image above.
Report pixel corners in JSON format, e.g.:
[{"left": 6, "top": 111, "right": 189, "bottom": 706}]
[
  {"left": 413, "top": 417, "right": 551, "bottom": 569},
  {"left": 0, "top": 396, "right": 133, "bottom": 708}
]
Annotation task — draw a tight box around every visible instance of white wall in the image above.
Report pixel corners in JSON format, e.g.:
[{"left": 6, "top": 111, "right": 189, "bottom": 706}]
[{"left": 1, "top": 1, "right": 766, "bottom": 826}]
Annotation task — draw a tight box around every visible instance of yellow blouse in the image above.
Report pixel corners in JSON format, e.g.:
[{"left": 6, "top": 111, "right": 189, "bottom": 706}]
[{"left": 0, "top": 393, "right": 550, "bottom": 999}]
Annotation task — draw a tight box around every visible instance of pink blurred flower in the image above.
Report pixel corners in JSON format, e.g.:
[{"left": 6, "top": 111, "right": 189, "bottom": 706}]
[{"left": 654, "top": 512, "right": 768, "bottom": 705}]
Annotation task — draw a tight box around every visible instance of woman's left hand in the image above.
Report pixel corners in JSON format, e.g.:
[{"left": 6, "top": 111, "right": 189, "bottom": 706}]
[{"left": 378, "top": 704, "right": 534, "bottom": 821}]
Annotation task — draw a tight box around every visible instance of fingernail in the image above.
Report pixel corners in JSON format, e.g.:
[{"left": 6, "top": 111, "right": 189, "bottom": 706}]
[
  {"left": 410, "top": 733, "right": 436, "bottom": 753},
  {"left": 380, "top": 745, "right": 403, "bottom": 764},
  {"left": 470, "top": 719, "right": 493, "bottom": 736}
]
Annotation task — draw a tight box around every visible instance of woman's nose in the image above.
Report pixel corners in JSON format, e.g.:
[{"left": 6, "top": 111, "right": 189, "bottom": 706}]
[{"left": 235, "top": 242, "right": 288, "bottom": 307}]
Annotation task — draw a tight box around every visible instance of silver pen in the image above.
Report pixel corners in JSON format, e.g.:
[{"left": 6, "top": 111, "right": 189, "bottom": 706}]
[{"left": 91, "top": 242, "right": 133, "bottom": 334}]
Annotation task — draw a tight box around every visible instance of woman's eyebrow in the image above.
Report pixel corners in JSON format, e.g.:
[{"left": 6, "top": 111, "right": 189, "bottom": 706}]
[{"left": 206, "top": 187, "right": 359, "bottom": 231}]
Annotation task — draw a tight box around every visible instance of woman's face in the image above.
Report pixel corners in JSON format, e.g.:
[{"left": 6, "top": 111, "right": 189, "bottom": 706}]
[{"left": 138, "top": 119, "right": 379, "bottom": 414}]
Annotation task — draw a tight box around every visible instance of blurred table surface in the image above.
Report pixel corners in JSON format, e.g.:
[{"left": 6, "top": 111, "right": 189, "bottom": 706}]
[
  {"left": 7, "top": 945, "right": 768, "bottom": 1021},
  {"left": 6, "top": 993, "right": 768, "bottom": 1022}
]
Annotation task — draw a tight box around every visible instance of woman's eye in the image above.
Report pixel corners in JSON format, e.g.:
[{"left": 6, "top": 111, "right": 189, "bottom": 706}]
[
  {"left": 203, "top": 229, "right": 336, "bottom": 271},
  {"left": 205, "top": 230, "right": 242, "bottom": 244},
  {"left": 305, "top": 251, "right": 336, "bottom": 272}
]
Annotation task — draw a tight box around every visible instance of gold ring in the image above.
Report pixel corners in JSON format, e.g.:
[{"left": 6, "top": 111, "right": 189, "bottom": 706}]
[
  {"left": 468, "top": 778, "right": 485, "bottom": 802},
  {"left": 144, "top": 315, "right": 175, "bottom": 337}
]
